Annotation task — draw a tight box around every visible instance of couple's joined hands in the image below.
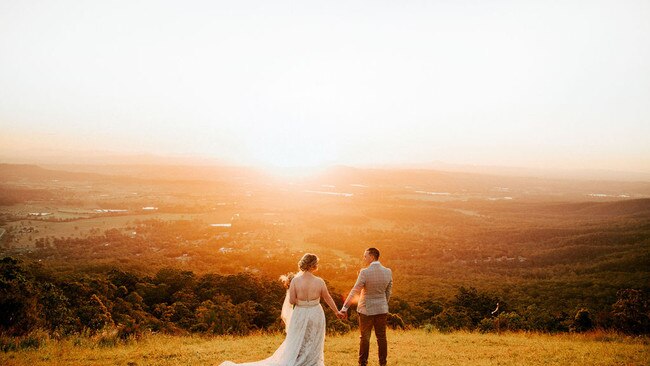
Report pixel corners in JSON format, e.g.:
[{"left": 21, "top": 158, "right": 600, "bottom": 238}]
[{"left": 336, "top": 309, "right": 348, "bottom": 320}]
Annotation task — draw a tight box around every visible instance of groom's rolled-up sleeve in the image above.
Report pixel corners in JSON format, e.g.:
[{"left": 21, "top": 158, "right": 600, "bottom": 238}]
[{"left": 342, "top": 270, "right": 366, "bottom": 310}]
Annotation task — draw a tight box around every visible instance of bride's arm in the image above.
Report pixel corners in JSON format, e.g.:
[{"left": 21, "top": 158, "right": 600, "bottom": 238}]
[
  {"left": 320, "top": 279, "right": 339, "bottom": 314},
  {"left": 289, "top": 277, "right": 297, "bottom": 305}
]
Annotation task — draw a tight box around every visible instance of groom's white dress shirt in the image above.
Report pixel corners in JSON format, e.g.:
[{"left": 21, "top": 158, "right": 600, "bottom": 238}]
[{"left": 342, "top": 261, "right": 393, "bottom": 315}]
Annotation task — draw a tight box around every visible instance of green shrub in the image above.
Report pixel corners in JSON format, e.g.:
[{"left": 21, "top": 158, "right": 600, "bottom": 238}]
[{"left": 571, "top": 308, "right": 593, "bottom": 333}]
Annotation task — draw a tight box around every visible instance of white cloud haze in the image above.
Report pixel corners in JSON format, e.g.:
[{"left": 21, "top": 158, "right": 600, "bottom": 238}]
[{"left": 1, "top": 0, "right": 649, "bottom": 171}]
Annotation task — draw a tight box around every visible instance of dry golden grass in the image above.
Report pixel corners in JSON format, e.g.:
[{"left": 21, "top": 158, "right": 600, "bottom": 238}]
[{"left": 2, "top": 329, "right": 648, "bottom": 366}]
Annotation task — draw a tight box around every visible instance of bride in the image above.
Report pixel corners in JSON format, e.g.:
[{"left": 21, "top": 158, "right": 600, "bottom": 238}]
[{"left": 219, "top": 253, "right": 342, "bottom": 366}]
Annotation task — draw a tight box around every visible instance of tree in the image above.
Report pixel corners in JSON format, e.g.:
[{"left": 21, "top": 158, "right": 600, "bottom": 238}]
[
  {"left": 571, "top": 308, "right": 593, "bottom": 333},
  {"left": 432, "top": 307, "right": 472, "bottom": 332},
  {"left": 452, "top": 287, "right": 500, "bottom": 328},
  {"left": 193, "top": 295, "right": 259, "bottom": 335},
  {"left": 0, "top": 257, "right": 41, "bottom": 336},
  {"left": 77, "top": 294, "right": 113, "bottom": 331},
  {"left": 611, "top": 289, "right": 649, "bottom": 334},
  {"left": 38, "top": 282, "right": 78, "bottom": 335}
]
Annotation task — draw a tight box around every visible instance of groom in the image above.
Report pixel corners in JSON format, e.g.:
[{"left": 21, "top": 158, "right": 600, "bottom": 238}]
[{"left": 340, "top": 247, "right": 393, "bottom": 366}]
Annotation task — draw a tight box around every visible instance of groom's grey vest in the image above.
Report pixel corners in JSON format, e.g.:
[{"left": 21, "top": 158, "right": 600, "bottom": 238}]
[{"left": 345, "top": 262, "right": 393, "bottom": 316}]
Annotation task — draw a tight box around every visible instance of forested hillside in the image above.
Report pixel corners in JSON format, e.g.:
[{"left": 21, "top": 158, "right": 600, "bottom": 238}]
[{"left": 1, "top": 164, "right": 648, "bottom": 340}]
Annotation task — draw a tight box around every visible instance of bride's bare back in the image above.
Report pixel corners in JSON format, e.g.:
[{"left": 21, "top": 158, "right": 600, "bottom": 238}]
[
  {"left": 289, "top": 272, "right": 339, "bottom": 313},
  {"left": 291, "top": 272, "right": 324, "bottom": 301}
]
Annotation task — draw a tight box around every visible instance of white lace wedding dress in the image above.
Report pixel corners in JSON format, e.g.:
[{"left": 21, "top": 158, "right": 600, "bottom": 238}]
[{"left": 219, "top": 292, "right": 326, "bottom": 366}]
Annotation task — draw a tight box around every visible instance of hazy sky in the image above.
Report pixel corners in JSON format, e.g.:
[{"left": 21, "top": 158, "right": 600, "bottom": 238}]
[{"left": 1, "top": 0, "right": 649, "bottom": 171}]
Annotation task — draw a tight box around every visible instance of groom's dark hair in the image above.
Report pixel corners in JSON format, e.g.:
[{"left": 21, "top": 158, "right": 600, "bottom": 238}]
[{"left": 366, "top": 247, "right": 380, "bottom": 260}]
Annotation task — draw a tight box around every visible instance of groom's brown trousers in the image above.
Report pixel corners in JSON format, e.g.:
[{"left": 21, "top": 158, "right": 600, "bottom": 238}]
[{"left": 358, "top": 313, "right": 388, "bottom": 366}]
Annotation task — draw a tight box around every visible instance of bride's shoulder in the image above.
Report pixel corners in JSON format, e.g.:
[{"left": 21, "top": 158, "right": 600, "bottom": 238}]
[
  {"left": 308, "top": 274, "right": 324, "bottom": 282},
  {"left": 290, "top": 273, "right": 302, "bottom": 284}
]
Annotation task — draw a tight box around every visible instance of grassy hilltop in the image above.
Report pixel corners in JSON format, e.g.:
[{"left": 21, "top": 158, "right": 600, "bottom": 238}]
[{"left": 2, "top": 330, "right": 648, "bottom": 366}]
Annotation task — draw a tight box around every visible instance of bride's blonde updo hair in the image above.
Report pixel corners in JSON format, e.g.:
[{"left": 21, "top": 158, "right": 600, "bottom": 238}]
[{"left": 298, "top": 253, "right": 319, "bottom": 272}]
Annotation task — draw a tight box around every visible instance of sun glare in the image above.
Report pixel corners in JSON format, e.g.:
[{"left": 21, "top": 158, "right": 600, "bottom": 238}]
[
  {"left": 246, "top": 134, "right": 339, "bottom": 175},
  {"left": 258, "top": 164, "right": 329, "bottom": 179}
]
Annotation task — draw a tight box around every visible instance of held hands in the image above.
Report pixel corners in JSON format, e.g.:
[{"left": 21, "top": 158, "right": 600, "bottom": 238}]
[{"left": 336, "top": 309, "right": 348, "bottom": 320}]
